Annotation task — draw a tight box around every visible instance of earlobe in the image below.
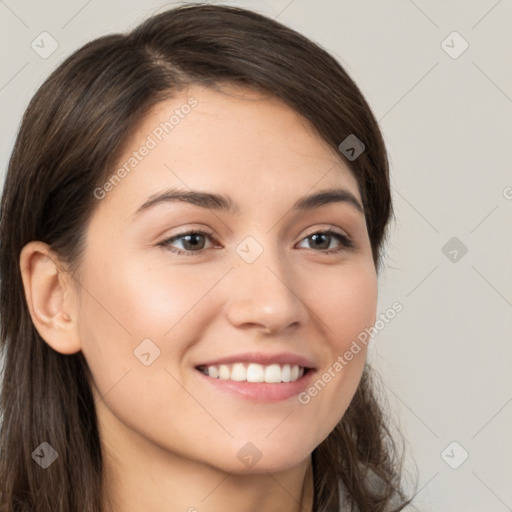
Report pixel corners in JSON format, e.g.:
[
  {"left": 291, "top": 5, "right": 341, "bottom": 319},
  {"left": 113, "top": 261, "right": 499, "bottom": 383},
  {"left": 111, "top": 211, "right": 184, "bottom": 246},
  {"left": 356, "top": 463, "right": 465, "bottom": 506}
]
[{"left": 19, "top": 241, "right": 82, "bottom": 354}]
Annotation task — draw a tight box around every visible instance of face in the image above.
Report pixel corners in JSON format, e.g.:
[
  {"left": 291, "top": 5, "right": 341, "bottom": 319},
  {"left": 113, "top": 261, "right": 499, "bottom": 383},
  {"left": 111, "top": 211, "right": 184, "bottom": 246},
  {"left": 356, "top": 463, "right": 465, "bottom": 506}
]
[{"left": 75, "top": 84, "right": 378, "bottom": 474}]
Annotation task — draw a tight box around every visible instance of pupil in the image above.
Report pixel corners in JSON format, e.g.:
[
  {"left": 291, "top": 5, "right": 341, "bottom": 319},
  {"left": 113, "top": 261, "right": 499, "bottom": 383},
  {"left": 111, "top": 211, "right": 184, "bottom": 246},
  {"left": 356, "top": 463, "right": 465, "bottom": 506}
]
[
  {"left": 184, "top": 234, "right": 204, "bottom": 250},
  {"left": 311, "top": 234, "right": 329, "bottom": 249}
]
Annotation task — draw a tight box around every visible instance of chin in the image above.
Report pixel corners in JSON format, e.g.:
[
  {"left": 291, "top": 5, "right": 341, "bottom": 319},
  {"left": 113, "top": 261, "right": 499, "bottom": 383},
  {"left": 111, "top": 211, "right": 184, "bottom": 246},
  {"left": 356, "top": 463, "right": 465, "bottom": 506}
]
[{"left": 205, "top": 439, "right": 314, "bottom": 475}]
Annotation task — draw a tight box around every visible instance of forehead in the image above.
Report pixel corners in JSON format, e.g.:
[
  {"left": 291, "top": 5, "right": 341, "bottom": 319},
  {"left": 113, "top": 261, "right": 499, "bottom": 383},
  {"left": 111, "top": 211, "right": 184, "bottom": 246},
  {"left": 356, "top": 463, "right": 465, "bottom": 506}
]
[{"left": 98, "top": 84, "right": 361, "bottom": 219}]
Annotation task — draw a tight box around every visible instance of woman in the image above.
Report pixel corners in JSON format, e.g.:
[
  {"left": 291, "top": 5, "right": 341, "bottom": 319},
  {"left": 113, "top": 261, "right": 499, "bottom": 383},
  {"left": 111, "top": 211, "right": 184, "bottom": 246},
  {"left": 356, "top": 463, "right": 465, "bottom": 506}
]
[{"left": 0, "top": 4, "right": 413, "bottom": 511}]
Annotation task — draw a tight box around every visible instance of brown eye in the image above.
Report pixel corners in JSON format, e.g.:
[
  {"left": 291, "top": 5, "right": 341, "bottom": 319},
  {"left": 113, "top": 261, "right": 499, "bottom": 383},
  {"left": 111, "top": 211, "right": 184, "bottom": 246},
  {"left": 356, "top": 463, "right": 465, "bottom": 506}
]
[
  {"left": 159, "top": 230, "right": 218, "bottom": 255},
  {"left": 297, "top": 230, "right": 354, "bottom": 253}
]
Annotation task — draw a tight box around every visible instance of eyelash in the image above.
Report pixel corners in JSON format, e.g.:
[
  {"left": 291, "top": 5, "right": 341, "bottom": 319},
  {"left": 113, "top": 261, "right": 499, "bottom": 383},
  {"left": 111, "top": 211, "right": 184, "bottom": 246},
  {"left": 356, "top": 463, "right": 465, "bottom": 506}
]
[{"left": 158, "top": 228, "right": 354, "bottom": 256}]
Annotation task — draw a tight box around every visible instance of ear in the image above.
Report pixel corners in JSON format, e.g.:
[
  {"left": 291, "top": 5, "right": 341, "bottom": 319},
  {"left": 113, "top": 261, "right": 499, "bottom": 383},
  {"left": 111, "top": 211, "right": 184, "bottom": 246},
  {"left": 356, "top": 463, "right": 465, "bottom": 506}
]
[{"left": 19, "top": 241, "right": 82, "bottom": 354}]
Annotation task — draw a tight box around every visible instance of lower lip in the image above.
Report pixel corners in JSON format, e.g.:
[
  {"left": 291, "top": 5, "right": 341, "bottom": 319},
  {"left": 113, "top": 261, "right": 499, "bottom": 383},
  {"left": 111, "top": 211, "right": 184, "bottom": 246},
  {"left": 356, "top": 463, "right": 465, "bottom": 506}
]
[{"left": 195, "top": 368, "right": 316, "bottom": 402}]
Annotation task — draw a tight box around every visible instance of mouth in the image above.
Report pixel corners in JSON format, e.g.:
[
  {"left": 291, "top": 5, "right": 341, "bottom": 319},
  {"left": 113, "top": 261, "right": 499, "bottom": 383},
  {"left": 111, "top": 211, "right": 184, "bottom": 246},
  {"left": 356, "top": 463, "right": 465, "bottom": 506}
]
[
  {"left": 194, "top": 360, "right": 316, "bottom": 402},
  {"left": 195, "top": 362, "right": 313, "bottom": 383}
]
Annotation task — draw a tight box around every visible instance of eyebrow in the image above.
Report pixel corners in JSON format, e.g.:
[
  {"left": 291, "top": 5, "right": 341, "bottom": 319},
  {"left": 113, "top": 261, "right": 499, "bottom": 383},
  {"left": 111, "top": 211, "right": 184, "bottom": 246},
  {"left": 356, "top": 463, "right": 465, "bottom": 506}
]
[{"left": 131, "top": 187, "right": 364, "bottom": 219}]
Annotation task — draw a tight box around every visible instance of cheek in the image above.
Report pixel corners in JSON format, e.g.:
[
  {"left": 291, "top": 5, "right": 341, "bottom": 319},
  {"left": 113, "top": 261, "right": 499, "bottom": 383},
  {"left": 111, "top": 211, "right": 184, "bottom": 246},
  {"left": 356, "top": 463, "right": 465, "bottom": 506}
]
[
  {"left": 75, "top": 252, "right": 225, "bottom": 396},
  {"left": 301, "top": 261, "right": 377, "bottom": 424},
  {"left": 316, "top": 261, "right": 378, "bottom": 349},
  {"left": 78, "top": 249, "right": 215, "bottom": 345},
  {"left": 75, "top": 255, "right": 222, "bottom": 454}
]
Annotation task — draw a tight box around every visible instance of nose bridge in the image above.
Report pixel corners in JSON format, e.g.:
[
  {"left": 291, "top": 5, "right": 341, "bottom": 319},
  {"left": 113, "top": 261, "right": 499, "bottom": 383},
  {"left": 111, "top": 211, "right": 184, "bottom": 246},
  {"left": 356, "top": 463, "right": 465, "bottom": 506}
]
[{"left": 225, "top": 234, "right": 308, "bottom": 332}]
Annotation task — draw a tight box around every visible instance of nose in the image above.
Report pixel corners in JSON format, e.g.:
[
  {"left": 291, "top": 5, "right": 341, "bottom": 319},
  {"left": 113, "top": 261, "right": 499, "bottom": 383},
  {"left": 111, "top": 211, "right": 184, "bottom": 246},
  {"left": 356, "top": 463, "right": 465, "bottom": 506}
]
[{"left": 225, "top": 241, "right": 309, "bottom": 335}]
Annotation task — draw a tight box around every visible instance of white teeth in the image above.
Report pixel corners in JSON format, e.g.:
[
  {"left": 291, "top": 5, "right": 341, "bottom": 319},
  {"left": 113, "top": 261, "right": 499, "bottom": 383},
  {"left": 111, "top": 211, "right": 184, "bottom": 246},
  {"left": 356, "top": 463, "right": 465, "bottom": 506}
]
[
  {"left": 281, "top": 364, "right": 291, "bottom": 383},
  {"left": 246, "top": 363, "right": 264, "bottom": 382},
  {"left": 201, "top": 363, "right": 306, "bottom": 383},
  {"left": 230, "top": 363, "right": 246, "bottom": 381},
  {"left": 218, "top": 364, "right": 230, "bottom": 380},
  {"left": 264, "top": 364, "right": 282, "bottom": 383}
]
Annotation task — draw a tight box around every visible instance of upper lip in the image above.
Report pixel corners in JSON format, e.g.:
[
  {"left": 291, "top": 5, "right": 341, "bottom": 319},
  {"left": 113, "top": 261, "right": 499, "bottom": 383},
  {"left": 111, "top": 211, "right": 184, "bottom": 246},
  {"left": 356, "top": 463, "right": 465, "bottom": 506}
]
[{"left": 196, "top": 351, "right": 317, "bottom": 369}]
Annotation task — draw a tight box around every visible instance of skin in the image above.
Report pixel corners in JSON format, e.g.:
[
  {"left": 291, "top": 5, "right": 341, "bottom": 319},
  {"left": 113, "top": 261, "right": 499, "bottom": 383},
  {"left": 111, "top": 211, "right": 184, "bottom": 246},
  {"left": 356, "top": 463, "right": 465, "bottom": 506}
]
[{"left": 20, "top": 84, "right": 378, "bottom": 512}]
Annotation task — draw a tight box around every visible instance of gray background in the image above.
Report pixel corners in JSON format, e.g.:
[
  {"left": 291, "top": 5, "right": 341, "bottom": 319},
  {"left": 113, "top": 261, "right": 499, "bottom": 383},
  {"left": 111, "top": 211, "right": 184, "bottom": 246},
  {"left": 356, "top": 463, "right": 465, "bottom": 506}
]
[{"left": 1, "top": 1, "right": 511, "bottom": 510}]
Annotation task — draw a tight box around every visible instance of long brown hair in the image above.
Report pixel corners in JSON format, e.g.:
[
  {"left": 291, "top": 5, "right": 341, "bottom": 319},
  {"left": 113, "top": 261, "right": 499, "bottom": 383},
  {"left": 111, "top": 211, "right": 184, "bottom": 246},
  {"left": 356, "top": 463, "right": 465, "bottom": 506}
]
[{"left": 0, "top": 4, "right": 413, "bottom": 511}]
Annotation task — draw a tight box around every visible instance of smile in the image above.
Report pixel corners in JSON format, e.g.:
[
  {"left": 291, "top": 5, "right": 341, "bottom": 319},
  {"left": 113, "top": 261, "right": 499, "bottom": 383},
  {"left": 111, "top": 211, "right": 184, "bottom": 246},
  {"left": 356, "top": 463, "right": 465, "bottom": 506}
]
[
  {"left": 195, "top": 362, "right": 315, "bottom": 402},
  {"left": 196, "top": 362, "right": 308, "bottom": 383}
]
